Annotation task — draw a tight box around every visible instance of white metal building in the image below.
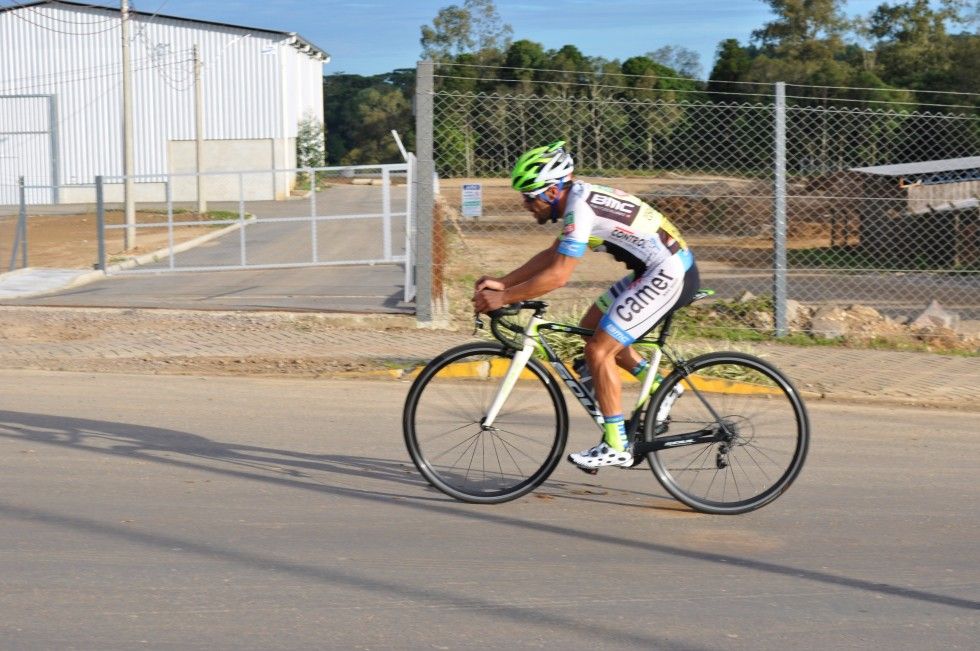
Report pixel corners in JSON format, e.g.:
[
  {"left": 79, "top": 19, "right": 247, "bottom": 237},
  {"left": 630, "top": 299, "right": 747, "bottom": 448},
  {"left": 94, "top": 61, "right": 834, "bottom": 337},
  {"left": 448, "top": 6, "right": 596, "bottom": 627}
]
[{"left": 0, "top": 0, "right": 329, "bottom": 205}]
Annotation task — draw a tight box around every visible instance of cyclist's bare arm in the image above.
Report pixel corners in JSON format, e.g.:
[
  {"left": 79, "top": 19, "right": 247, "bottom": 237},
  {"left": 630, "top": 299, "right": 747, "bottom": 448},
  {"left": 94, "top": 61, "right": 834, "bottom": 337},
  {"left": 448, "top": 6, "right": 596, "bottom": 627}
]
[
  {"left": 473, "top": 241, "right": 578, "bottom": 313},
  {"left": 475, "top": 240, "right": 562, "bottom": 291}
]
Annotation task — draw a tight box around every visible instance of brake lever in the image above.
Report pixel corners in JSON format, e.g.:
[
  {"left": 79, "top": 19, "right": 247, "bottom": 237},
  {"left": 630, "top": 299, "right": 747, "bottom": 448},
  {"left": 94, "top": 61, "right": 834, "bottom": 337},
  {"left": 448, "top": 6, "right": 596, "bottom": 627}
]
[{"left": 473, "top": 313, "right": 485, "bottom": 335}]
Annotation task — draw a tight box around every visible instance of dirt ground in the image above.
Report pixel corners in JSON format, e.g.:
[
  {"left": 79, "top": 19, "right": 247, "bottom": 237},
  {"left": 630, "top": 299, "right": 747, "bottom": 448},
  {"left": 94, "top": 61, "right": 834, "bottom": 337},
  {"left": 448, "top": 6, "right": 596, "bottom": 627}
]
[{"left": 1, "top": 210, "right": 218, "bottom": 269}]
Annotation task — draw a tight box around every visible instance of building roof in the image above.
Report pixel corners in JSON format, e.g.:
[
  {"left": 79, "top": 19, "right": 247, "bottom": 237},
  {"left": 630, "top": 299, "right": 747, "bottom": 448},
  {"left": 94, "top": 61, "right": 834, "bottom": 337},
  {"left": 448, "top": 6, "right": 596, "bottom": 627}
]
[
  {"left": 849, "top": 157, "right": 980, "bottom": 177},
  {"left": 0, "top": 0, "right": 330, "bottom": 62}
]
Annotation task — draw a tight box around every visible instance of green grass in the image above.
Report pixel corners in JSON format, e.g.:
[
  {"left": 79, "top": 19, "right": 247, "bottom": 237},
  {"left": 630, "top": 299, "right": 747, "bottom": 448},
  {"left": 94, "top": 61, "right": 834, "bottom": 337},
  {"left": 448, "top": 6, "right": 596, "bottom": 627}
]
[
  {"left": 788, "top": 245, "right": 979, "bottom": 273},
  {"left": 203, "top": 210, "right": 240, "bottom": 227},
  {"left": 293, "top": 172, "right": 335, "bottom": 193},
  {"left": 472, "top": 292, "right": 977, "bottom": 359}
]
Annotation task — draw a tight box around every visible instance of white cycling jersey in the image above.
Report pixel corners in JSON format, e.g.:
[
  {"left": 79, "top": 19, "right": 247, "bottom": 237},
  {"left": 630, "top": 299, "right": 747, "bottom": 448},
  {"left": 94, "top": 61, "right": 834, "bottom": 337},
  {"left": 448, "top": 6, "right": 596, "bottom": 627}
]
[
  {"left": 555, "top": 181, "right": 697, "bottom": 345},
  {"left": 556, "top": 181, "right": 693, "bottom": 275}
]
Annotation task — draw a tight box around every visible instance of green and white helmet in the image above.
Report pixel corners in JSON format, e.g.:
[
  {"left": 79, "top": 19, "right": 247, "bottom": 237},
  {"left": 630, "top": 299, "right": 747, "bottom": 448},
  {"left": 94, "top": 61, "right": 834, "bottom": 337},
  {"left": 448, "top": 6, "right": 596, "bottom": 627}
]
[{"left": 511, "top": 141, "right": 574, "bottom": 193}]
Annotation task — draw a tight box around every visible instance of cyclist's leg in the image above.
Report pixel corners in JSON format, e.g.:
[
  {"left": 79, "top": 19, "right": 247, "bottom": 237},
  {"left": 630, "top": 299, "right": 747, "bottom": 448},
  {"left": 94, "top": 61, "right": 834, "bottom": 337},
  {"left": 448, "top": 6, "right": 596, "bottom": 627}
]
[
  {"left": 581, "top": 274, "right": 644, "bottom": 372},
  {"left": 567, "top": 281, "right": 634, "bottom": 470},
  {"left": 568, "top": 328, "right": 635, "bottom": 469},
  {"left": 568, "top": 259, "right": 697, "bottom": 471}
]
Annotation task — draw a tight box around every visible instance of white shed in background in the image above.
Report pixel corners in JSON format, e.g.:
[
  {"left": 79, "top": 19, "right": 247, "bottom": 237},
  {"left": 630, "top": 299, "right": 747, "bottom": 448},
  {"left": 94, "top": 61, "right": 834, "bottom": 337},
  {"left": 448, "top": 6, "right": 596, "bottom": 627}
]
[{"left": 0, "top": 0, "right": 329, "bottom": 205}]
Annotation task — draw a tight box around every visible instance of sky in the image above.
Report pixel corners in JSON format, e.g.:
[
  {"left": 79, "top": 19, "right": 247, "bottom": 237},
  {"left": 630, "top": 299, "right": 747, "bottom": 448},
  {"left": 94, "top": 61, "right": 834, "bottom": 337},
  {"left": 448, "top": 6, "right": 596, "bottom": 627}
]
[{"left": 129, "top": 0, "right": 892, "bottom": 78}]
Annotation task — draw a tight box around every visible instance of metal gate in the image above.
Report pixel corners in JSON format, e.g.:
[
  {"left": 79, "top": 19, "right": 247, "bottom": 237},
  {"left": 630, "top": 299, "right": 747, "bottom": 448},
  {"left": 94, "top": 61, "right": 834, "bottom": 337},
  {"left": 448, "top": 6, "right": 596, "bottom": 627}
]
[{"left": 98, "top": 160, "right": 416, "bottom": 302}]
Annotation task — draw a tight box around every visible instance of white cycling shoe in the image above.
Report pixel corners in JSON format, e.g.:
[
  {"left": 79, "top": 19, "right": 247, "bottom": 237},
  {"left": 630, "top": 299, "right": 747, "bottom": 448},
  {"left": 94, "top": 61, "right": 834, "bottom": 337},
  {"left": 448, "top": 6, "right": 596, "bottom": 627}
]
[{"left": 567, "top": 441, "right": 633, "bottom": 471}]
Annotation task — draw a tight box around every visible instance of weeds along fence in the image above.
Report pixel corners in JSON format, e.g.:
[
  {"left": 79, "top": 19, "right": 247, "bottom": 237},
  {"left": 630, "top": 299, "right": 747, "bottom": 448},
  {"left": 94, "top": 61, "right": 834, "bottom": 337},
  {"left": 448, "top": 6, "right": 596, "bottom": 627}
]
[{"left": 415, "top": 60, "right": 980, "bottom": 342}]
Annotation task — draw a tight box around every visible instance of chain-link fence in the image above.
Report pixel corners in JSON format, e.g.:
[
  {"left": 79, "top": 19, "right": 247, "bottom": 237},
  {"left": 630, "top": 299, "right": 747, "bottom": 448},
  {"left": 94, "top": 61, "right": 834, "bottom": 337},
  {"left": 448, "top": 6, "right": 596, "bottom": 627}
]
[{"left": 418, "top": 61, "right": 979, "bottom": 348}]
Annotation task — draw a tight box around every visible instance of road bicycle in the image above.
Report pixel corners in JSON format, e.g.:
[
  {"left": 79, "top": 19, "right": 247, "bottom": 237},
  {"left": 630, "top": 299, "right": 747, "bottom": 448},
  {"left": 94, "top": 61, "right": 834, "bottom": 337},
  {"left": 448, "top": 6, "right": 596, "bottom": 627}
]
[{"left": 403, "top": 294, "right": 810, "bottom": 514}]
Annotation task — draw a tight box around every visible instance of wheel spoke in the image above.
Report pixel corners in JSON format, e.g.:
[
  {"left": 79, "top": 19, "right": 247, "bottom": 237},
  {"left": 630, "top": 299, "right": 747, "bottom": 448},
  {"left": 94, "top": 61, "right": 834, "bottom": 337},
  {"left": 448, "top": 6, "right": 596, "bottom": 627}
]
[
  {"left": 405, "top": 346, "right": 567, "bottom": 503},
  {"left": 646, "top": 353, "right": 808, "bottom": 514}
]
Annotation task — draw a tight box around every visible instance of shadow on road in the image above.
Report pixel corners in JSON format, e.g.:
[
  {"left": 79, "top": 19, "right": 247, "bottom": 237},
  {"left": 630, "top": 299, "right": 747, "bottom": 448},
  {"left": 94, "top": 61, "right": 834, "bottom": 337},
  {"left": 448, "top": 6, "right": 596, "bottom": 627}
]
[{"left": 1, "top": 409, "right": 977, "bottom": 618}]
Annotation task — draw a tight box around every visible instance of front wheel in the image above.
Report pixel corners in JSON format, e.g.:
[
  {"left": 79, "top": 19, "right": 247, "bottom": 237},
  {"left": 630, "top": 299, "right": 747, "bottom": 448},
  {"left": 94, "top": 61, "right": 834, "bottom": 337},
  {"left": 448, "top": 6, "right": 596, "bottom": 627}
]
[
  {"left": 403, "top": 343, "right": 568, "bottom": 503},
  {"left": 643, "top": 352, "right": 810, "bottom": 515}
]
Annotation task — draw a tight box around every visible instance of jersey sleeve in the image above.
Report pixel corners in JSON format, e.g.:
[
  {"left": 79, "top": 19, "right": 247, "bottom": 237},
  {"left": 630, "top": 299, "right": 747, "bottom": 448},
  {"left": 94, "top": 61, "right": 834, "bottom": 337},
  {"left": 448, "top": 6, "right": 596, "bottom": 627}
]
[{"left": 556, "top": 183, "right": 594, "bottom": 258}]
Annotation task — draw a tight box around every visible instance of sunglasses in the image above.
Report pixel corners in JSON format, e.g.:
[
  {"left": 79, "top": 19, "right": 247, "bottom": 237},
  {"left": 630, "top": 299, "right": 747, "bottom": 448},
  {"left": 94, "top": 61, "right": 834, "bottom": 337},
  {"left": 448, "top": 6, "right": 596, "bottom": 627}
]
[{"left": 522, "top": 190, "right": 547, "bottom": 203}]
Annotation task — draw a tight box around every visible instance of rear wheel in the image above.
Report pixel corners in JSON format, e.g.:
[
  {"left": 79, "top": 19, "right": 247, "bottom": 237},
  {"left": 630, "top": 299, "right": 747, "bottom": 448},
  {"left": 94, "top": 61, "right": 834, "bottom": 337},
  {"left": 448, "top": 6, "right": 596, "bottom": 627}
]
[
  {"left": 403, "top": 343, "right": 568, "bottom": 503},
  {"left": 643, "top": 352, "right": 809, "bottom": 514}
]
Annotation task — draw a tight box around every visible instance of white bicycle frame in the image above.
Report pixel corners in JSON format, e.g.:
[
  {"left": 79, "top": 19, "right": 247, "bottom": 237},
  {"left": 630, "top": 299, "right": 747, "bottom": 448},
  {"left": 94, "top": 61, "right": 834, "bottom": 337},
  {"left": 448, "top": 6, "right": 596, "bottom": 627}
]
[{"left": 481, "top": 315, "right": 666, "bottom": 429}]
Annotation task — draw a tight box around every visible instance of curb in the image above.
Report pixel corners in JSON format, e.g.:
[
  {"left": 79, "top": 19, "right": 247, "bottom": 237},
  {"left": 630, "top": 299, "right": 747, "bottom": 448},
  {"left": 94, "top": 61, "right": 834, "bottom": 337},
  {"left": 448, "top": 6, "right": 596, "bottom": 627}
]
[
  {"left": 326, "top": 366, "right": 975, "bottom": 411},
  {"left": 353, "top": 363, "right": 782, "bottom": 397},
  {"left": 100, "top": 215, "right": 256, "bottom": 274}
]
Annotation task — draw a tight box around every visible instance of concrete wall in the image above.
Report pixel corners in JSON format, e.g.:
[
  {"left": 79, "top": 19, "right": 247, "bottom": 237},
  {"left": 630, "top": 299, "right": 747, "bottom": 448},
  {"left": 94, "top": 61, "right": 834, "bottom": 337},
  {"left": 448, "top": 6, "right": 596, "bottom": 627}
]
[{"left": 169, "top": 138, "right": 295, "bottom": 201}]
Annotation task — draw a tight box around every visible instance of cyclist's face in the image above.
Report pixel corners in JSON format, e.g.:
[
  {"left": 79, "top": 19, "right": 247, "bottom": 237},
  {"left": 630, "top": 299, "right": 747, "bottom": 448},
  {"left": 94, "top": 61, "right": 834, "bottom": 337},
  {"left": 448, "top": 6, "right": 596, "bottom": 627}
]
[{"left": 522, "top": 188, "right": 553, "bottom": 224}]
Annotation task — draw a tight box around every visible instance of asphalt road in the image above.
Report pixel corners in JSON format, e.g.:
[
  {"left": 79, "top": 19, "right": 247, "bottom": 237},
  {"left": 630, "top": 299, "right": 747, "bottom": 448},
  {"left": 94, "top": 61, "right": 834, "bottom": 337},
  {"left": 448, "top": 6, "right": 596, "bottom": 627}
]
[{"left": 1, "top": 370, "right": 976, "bottom": 649}]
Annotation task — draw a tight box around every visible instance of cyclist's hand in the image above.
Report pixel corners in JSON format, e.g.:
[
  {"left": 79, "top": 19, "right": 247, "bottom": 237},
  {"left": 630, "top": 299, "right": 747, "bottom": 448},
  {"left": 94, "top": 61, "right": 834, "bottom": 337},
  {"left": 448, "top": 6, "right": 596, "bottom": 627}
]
[
  {"left": 472, "top": 288, "right": 505, "bottom": 314},
  {"left": 475, "top": 276, "right": 505, "bottom": 292}
]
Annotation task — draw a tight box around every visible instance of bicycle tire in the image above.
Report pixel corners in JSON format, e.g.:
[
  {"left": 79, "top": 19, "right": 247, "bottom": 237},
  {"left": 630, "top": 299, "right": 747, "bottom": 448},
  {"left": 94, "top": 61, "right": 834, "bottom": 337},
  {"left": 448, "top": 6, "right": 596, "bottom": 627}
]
[
  {"left": 403, "top": 342, "right": 568, "bottom": 504},
  {"left": 642, "top": 351, "right": 810, "bottom": 515}
]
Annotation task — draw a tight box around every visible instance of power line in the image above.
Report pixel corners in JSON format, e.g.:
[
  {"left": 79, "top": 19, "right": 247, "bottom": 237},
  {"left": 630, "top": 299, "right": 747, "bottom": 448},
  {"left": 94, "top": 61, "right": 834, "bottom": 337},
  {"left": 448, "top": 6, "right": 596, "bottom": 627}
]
[
  {"left": 17, "top": 1, "right": 118, "bottom": 26},
  {"left": 0, "top": 52, "right": 193, "bottom": 94},
  {"left": 0, "top": 50, "right": 193, "bottom": 84},
  {"left": 784, "top": 81, "right": 980, "bottom": 99},
  {"left": 433, "top": 74, "right": 714, "bottom": 96},
  {"left": 130, "top": 0, "right": 194, "bottom": 91},
  {"left": 432, "top": 74, "right": 979, "bottom": 111},
  {"left": 2, "top": 1, "right": 121, "bottom": 35},
  {"left": 0, "top": 49, "right": 190, "bottom": 87},
  {"left": 436, "top": 61, "right": 980, "bottom": 100}
]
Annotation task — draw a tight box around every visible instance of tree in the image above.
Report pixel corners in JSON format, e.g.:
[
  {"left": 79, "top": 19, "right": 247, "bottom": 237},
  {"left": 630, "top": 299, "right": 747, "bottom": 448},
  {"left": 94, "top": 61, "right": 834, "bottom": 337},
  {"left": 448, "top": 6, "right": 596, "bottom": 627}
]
[
  {"left": 296, "top": 111, "right": 326, "bottom": 168},
  {"left": 707, "top": 39, "right": 756, "bottom": 102},
  {"left": 503, "top": 39, "right": 547, "bottom": 85},
  {"left": 647, "top": 45, "right": 703, "bottom": 79},
  {"left": 341, "top": 87, "right": 413, "bottom": 165},
  {"left": 420, "top": 0, "right": 512, "bottom": 61},
  {"left": 467, "top": 0, "right": 513, "bottom": 54},
  {"left": 323, "top": 70, "right": 415, "bottom": 165},
  {"left": 863, "top": 0, "right": 973, "bottom": 94},
  {"left": 752, "top": 0, "right": 850, "bottom": 61}
]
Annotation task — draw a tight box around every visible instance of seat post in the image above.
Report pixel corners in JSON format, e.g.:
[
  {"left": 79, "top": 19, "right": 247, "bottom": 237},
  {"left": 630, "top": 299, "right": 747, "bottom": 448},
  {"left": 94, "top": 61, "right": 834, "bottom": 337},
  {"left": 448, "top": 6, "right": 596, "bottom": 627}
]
[{"left": 657, "top": 313, "right": 675, "bottom": 346}]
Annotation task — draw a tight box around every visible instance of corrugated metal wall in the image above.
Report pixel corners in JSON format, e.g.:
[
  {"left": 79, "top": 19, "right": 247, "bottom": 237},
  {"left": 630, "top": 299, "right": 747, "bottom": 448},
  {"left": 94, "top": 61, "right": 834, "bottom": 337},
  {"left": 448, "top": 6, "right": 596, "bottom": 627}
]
[
  {"left": 0, "top": 95, "right": 55, "bottom": 203},
  {"left": 0, "top": 2, "right": 325, "bottom": 203}
]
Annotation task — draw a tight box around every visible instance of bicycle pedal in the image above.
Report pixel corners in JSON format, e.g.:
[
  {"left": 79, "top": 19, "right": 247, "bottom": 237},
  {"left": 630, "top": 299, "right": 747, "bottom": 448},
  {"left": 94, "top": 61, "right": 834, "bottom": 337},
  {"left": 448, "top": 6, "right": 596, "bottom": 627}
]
[{"left": 574, "top": 464, "right": 599, "bottom": 475}]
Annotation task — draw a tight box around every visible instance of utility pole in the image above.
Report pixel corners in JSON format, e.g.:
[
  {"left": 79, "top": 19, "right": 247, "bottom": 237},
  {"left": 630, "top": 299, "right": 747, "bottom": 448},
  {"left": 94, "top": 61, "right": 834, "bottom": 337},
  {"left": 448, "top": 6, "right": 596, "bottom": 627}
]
[
  {"left": 193, "top": 44, "right": 206, "bottom": 214},
  {"left": 121, "top": 0, "right": 136, "bottom": 249}
]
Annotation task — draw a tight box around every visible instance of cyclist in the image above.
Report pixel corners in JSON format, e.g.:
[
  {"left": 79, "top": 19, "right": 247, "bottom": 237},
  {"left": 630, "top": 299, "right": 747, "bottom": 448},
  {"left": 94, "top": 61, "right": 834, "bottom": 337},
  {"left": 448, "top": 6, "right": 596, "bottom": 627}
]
[{"left": 472, "top": 140, "right": 700, "bottom": 471}]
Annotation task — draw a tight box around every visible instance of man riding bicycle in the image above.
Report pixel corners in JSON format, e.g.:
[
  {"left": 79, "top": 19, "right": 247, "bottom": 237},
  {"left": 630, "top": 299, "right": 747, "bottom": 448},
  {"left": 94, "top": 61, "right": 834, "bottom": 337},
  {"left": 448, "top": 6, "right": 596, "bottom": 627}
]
[{"left": 472, "top": 141, "right": 700, "bottom": 471}]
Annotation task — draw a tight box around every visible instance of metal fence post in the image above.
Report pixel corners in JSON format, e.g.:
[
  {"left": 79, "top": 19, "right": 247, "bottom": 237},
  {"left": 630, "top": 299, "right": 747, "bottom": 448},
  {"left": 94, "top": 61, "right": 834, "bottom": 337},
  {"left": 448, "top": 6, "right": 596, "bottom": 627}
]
[
  {"left": 96, "top": 176, "right": 106, "bottom": 271},
  {"left": 773, "top": 82, "right": 788, "bottom": 337},
  {"left": 238, "top": 172, "right": 247, "bottom": 266},
  {"left": 309, "top": 167, "right": 318, "bottom": 263},
  {"left": 382, "top": 166, "right": 392, "bottom": 261},
  {"left": 415, "top": 60, "right": 436, "bottom": 324},
  {"left": 166, "top": 178, "right": 175, "bottom": 270},
  {"left": 18, "top": 177, "right": 27, "bottom": 268},
  {"left": 404, "top": 153, "right": 416, "bottom": 302},
  {"left": 8, "top": 177, "right": 26, "bottom": 271}
]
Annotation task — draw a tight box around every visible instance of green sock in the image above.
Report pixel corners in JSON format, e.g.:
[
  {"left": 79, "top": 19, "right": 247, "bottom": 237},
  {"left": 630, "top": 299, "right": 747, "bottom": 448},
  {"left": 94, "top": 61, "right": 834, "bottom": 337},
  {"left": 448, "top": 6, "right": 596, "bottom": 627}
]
[
  {"left": 602, "top": 415, "right": 627, "bottom": 452},
  {"left": 630, "top": 359, "right": 649, "bottom": 380}
]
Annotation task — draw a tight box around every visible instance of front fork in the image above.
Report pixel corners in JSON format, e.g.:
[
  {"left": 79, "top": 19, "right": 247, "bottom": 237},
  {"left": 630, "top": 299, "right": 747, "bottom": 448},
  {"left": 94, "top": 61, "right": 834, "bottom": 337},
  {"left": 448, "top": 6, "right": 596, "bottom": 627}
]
[{"left": 481, "top": 315, "right": 543, "bottom": 428}]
